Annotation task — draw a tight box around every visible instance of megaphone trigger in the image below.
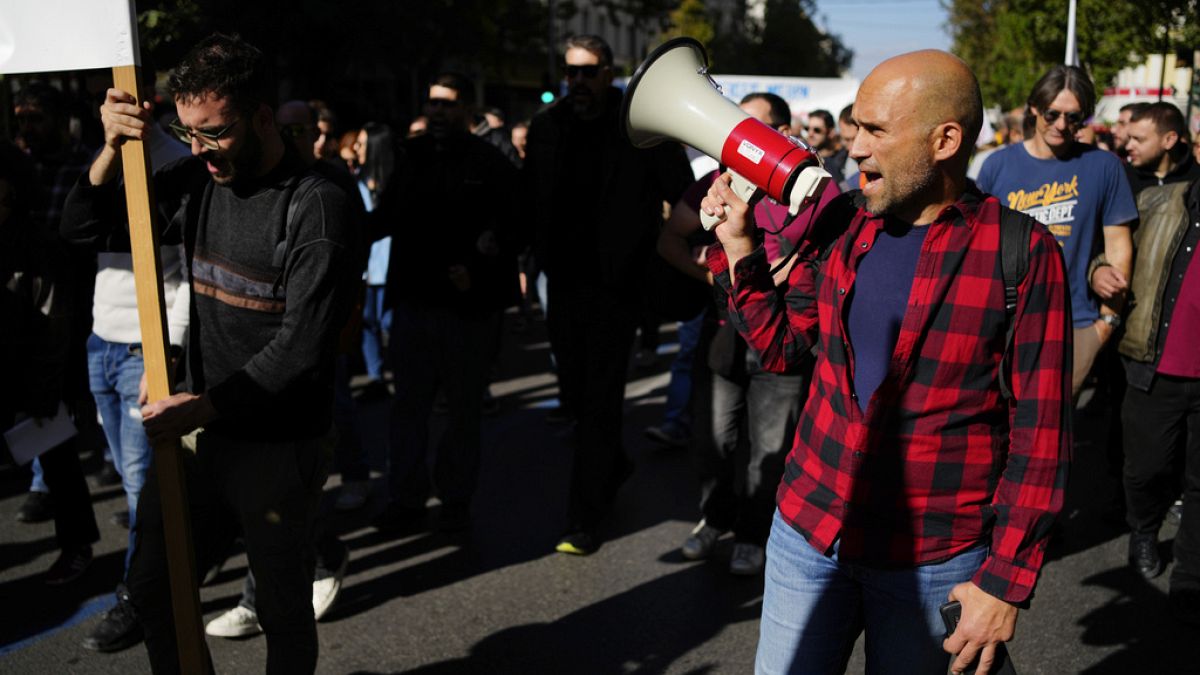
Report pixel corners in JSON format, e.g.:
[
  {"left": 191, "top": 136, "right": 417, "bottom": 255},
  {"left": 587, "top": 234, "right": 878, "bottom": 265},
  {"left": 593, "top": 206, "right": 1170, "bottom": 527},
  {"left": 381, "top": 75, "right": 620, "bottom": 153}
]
[{"left": 700, "top": 171, "right": 759, "bottom": 231}]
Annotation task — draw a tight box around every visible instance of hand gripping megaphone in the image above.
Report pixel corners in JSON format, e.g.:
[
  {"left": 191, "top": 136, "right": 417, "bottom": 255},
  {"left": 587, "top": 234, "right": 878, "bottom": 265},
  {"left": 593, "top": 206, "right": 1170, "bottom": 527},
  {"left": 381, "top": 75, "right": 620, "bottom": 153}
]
[{"left": 622, "top": 37, "right": 831, "bottom": 230}]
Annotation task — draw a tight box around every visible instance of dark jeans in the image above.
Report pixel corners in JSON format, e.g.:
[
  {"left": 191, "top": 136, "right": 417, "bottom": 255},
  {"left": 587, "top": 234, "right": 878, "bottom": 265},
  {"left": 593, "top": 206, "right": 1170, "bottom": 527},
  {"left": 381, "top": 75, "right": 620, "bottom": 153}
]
[
  {"left": 547, "top": 284, "right": 637, "bottom": 529},
  {"left": 386, "top": 302, "right": 489, "bottom": 508},
  {"left": 702, "top": 350, "right": 807, "bottom": 545},
  {"left": 1123, "top": 374, "right": 1200, "bottom": 588},
  {"left": 240, "top": 533, "right": 347, "bottom": 610},
  {"left": 128, "top": 429, "right": 331, "bottom": 675}
]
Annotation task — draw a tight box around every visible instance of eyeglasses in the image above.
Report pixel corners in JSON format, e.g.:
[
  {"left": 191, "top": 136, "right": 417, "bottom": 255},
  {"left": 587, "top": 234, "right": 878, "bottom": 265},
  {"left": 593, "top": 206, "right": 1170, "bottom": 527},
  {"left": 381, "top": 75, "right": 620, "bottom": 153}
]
[
  {"left": 426, "top": 98, "right": 460, "bottom": 109},
  {"left": 1041, "top": 109, "right": 1085, "bottom": 127},
  {"left": 168, "top": 119, "right": 241, "bottom": 149},
  {"left": 564, "top": 64, "right": 602, "bottom": 80}
]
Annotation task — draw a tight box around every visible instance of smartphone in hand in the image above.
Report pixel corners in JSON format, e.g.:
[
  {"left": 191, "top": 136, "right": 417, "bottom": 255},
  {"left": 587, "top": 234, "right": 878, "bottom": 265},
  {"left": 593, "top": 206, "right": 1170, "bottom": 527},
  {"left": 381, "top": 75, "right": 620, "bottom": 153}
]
[{"left": 939, "top": 601, "right": 1018, "bottom": 675}]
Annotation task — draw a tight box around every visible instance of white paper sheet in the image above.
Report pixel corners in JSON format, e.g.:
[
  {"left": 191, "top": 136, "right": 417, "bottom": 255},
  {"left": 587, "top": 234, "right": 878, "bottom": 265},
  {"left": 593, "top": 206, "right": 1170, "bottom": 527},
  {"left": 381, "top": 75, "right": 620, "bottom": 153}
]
[
  {"left": 3, "top": 403, "right": 78, "bottom": 465},
  {"left": 0, "top": 0, "right": 139, "bottom": 74}
]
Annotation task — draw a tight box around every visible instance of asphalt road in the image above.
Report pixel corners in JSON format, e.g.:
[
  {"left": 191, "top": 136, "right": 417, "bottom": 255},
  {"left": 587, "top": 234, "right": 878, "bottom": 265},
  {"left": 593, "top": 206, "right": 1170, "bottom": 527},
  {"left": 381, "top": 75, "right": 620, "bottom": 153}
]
[{"left": 1, "top": 312, "right": 1195, "bottom": 674}]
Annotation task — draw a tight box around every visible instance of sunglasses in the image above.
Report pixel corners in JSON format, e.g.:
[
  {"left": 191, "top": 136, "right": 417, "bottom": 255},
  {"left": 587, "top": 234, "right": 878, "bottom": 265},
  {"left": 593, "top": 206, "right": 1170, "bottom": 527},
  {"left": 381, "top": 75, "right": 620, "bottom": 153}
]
[
  {"left": 426, "top": 98, "right": 460, "bottom": 109},
  {"left": 564, "top": 64, "right": 602, "bottom": 79},
  {"left": 1041, "top": 109, "right": 1085, "bottom": 127},
  {"left": 169, "top": 119, "right": 240, "bottom": 150},
  {"left": 280, "top": 124, "right": 314, "bottom": 139}
]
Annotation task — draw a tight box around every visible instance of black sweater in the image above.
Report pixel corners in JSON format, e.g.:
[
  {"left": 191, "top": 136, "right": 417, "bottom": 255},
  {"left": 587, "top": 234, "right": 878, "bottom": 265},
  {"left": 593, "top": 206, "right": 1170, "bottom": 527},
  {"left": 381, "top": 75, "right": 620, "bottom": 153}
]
[{"left": 62, "top": 153, "right": 356, "bottom": 441}]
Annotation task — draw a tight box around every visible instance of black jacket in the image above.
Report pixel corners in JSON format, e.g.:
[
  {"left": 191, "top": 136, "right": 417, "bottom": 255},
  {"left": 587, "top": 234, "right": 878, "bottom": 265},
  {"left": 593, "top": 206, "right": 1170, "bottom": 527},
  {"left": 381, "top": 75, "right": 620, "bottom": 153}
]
[{"left": 525, "top": 87, "right": 692, "bottom": 294}]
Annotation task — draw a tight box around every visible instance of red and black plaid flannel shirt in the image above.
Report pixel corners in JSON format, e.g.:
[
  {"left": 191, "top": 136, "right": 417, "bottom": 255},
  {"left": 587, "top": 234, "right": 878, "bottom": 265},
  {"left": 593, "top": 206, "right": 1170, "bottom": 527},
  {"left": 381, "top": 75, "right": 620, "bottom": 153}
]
[{"left": 707, "top": 187, "right": 1072, "bottom": 604}]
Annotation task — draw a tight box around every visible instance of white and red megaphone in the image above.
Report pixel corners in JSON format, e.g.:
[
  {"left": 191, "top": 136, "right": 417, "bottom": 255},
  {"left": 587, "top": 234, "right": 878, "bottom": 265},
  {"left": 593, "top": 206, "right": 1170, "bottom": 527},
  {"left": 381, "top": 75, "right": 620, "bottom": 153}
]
[{"left": 622, "top": 37, "right": 831, "bottom": 230}]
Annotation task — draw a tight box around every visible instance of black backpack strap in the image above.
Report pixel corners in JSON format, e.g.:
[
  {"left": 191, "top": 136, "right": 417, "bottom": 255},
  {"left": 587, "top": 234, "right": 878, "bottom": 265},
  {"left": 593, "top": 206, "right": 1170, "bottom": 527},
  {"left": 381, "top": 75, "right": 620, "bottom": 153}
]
[
  {"left": 271, "top": 171, "right": 323, "bottom": 297},
  {"left": 998, "top": 206, "right": 1036, "bottom": 401}
]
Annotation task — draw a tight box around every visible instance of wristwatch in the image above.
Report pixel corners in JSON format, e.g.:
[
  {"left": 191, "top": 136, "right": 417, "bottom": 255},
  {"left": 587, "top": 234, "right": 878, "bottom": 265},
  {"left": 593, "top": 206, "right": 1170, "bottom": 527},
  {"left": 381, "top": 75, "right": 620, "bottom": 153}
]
[{"left": 1100, "top": 314, "right": 1122, "bottom": 329}]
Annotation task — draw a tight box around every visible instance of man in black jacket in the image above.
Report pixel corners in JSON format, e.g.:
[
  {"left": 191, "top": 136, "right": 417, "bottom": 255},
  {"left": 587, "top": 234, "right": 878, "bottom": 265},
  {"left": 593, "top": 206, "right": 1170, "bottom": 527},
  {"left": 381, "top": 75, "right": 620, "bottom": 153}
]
[
  {"left": 525, "top": 34, "right": 692, "bottom": 554},
  {"left": 62, "top": 34, "right": 357, "bottom": 675},
  {"left": 371, "top": 73, "right": 519, "bottom": 535}
]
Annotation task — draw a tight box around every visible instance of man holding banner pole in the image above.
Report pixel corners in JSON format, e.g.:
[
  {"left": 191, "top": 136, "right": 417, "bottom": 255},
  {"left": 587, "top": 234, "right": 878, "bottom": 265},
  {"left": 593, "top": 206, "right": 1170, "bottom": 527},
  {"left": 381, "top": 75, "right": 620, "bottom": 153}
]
[{"left": 63, "top": 33, "right": 357, "bottom": 674}]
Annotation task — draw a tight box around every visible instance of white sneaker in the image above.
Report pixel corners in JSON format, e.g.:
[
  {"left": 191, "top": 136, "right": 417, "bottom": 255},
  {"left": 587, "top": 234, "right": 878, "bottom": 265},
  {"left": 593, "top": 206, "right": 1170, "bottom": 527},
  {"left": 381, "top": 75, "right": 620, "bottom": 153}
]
[
  {"left": 334, "top": 480, "right": 370, "bottom": 512},
  {"left": 205, "top": 606, "right": 262, "bottom": 638},
  {"left": 729, "top": 543, "right": 765, "bottom": 576},
  {"left": 313, "top": 551, "right": 349, "bottom": 621},
  {"left": 681, "top": 519, "right": 725, "bottom": 560}
]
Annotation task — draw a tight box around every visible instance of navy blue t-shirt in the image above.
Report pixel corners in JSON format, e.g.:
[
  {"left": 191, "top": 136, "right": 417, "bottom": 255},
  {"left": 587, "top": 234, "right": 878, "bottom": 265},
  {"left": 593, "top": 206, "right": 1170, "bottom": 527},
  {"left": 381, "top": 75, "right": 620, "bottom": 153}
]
[
  {"left": 847, "top": 219, "right": 928, "bottom": 412},
  {"left": 976, "top": 142, "right": 1137, "bottom": 327}
]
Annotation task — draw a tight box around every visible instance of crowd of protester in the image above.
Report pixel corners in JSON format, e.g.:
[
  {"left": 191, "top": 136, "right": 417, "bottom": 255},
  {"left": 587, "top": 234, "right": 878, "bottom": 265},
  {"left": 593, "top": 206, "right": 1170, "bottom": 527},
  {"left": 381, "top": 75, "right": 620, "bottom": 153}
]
[{"left": 2, "top": 29, "right": 1199, "bottom": 675}]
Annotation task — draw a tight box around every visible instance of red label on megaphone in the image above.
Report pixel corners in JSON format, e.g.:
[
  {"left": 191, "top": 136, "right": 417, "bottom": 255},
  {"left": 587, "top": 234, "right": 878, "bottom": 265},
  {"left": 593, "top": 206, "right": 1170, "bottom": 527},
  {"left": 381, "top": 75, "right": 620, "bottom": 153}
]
[{"left": 719, "top": 118, "right": 820, "bottom": 204}]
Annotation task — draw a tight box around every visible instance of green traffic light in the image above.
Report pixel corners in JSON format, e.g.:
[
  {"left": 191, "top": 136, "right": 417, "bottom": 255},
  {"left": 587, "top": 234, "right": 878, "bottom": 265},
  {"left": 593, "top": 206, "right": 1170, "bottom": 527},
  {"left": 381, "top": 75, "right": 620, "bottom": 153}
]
[{"left": 540, "top": 91, "right": 555, "bottom": 104}]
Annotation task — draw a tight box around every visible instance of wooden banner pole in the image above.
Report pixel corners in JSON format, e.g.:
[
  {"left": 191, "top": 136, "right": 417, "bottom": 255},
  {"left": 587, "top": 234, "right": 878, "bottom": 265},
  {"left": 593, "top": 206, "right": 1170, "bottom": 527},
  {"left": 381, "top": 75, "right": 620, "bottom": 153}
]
[{"left": 112, "top": 64, "right": 209, "bottom": 675}]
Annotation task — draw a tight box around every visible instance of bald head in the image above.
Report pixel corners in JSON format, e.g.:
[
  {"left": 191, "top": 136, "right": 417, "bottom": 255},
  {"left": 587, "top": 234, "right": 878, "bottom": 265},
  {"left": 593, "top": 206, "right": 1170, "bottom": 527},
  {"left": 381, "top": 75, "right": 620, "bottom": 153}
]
[
  {"left": 850, "top": 50, "right": 982, "bottom": 223},
  {"left": 862, "top": 50, "right": 982, "bottom": 162}
]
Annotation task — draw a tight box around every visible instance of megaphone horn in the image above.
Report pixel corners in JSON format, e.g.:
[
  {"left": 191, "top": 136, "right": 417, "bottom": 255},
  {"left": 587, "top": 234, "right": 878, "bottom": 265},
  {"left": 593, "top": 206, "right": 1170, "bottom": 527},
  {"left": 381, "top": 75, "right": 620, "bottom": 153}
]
[{"left": 622, "top": 37, "right": 830, "bottom": 230}]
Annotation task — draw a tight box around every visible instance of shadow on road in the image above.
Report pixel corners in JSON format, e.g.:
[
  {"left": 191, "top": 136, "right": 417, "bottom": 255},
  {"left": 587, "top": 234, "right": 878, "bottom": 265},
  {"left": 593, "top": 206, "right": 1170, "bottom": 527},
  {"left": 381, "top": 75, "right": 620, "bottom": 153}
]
[
  {"left": 1077, "top": 565, "right": 1199, "bottom": 674},
  {"left": 350, "top": 561, "right": 763, "bottom": 675}
]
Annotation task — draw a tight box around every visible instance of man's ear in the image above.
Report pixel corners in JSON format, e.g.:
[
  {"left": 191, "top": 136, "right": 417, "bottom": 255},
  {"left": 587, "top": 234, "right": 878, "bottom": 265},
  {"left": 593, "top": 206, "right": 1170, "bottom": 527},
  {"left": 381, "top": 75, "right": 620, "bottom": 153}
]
[
  {"left": 1162, "top": 130, "right": 1180, "bottom": 151},
  {"left": 932, "top": 121, "right": 964, "bottom": 163}
]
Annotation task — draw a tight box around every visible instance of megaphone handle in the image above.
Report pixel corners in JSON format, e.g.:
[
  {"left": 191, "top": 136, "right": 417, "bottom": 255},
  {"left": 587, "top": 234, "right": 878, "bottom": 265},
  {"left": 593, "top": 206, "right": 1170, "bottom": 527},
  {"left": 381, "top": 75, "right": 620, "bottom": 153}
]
[{"left": 700, "top": 171, "right": 758, "bottom": 231}]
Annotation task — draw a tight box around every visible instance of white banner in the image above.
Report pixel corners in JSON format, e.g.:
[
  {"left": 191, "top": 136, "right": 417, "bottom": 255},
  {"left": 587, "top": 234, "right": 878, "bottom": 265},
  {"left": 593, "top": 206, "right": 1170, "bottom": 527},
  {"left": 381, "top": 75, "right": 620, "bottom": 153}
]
[
  {"left": 0, "top": 0, "right": 139, "bottom": 74},
  {"left": 708, "top": 75, "right": 861, "bottom": 121}
]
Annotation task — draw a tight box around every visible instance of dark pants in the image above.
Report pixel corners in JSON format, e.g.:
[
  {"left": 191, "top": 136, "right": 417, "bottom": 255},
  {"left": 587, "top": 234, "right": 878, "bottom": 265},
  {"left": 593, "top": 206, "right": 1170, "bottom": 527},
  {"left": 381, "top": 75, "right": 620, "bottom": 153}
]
[
  {"left": 702, "top": 350, "right": 807, "bottom": 545},
  {"left": 332, "top": 354, "right": 369, "bottom": 482},
  {"left": 1123, "top": 375, "right": 1200, "bottom": 588},
  {"left": 1, "top": 409, "right": 101, "bottom": 552},
  {"left": 547, "top": 284, "right": 637, "bottom": 529},
  {"left": 386, "top": 302, "right": 488, "bottom": 508},
  {"left": 240, "top": 532, "right": 347, "bottom": 610},
  {"left": 41, "top": 436, "right": 102, "bottom": 551},
  {"left": 128, "top": 429, "right": 331, "bottom": 675}
]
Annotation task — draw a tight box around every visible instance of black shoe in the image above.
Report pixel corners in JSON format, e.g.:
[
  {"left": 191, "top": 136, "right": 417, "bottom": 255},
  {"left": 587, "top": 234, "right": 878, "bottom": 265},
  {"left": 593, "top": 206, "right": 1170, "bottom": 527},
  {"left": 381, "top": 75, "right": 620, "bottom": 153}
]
[
  {"left": 110, "top": 510, "right": 130, "bottom": 529},
  {"left": 16, "top": 491, "right": 54, "bottom": 523},
  {"left": 373, "top": 502, "right": 429, "bottom": 535},
  {"left": 45, "top": 545, "right": 93, "bottom": 585},
  {"left": 437, "top": 503, "right": 471, "bottom": 533},
  {"left": 555, "top": 528, "right": 599, "bottom": 556},
  {"left": 1129, "top": 532, "right": 1164, "bottom": 579},
  {"left": 93, "top": 462, "right": 122, "bottom": 487},
  {"left": 1169, "top": 587, "right": 1200, "bottom": 626},
  {"left": 82, "top": 587, "right": 142, "bottom": 652}
]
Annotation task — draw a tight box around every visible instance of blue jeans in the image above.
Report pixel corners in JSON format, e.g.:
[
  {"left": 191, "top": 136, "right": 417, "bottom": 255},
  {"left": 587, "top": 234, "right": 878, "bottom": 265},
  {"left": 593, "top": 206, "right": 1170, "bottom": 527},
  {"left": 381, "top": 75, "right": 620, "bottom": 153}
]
[
  {"left": 362, "top": 285, "right": 392, "bottom": 380},
  {"left": 661, "top": 309, "right": 706, "bottom": 432},
  {"left": 30, "top": 457, "right": 48, "bottom": 493},
  {"left": 87, "top": 333, "right": 152, "bottom": 571},
  {"left": 756, "top": 510, "right": 987, "bottom": 675}
]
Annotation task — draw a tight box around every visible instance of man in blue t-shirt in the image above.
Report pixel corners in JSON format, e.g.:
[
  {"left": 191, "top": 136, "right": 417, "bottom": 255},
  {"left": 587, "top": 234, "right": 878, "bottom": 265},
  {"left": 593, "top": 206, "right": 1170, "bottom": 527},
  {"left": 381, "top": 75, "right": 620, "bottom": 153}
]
[{"left": 978, "top": 65, "right": 1136, "bottom": 399}]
